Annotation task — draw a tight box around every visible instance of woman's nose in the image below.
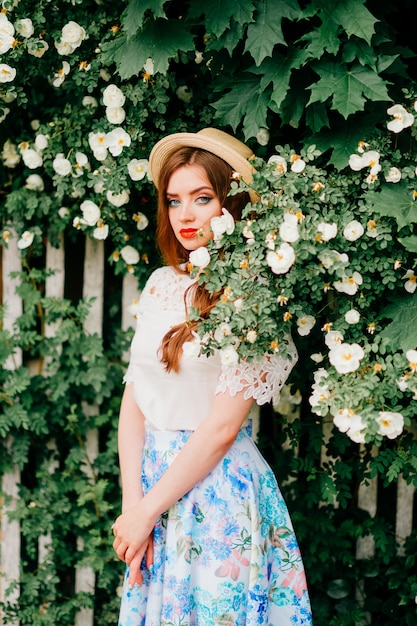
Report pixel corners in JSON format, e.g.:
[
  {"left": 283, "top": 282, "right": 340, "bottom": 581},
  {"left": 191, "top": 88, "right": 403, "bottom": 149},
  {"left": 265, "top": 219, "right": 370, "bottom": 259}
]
[{"left": 178, "top": 200, "right": 194, "bottom": 221}]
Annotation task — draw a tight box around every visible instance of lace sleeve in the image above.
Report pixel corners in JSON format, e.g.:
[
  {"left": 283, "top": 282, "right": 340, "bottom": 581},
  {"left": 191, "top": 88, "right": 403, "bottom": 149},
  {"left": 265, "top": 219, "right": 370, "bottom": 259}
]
[{"left": 216, "top": 341, "right": 298, "bottom": 406}]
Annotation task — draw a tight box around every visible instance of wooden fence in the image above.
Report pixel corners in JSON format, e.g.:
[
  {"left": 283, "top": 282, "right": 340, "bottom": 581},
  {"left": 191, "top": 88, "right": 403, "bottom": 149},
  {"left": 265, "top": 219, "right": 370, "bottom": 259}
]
[{"left": 0, "top": 235, "right": 416, "bottom": 625}]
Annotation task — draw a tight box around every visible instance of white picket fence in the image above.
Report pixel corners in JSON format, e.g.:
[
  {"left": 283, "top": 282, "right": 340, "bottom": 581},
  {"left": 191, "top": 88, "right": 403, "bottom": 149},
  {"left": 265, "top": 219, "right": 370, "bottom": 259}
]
[{"left": 0, "top": 235, "right": 415, "bottom": 625}]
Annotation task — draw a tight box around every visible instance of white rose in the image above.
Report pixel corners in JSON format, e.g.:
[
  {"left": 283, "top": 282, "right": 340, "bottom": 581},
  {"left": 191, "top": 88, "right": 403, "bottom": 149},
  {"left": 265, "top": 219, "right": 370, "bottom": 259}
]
[
  {"left": 16, "top": 18, "right": 34, "bottom": 38},
  {"left": 105, "top": 127, "right": 131, "bottom": 157},
  {"left": 343, "top": 220, "right": 364, "bottom": 242},
  {"left": 324, "top": 330, "right": 344, "bottom": 349},
  {"left": 256, "top": 127, "right": 270, "bottom": 146},
  {"left": 279, "top": 213, "right": 299, "bottom": 243},
  {"left": 127, "top": 158, "right": 149, "bottom": 181},
  {"left": 82, "top": 96, "right": 98, "bottom": 108},
  {"left": 348, "top": 154, "right": 364, "bottom": 171},
  {"left": 290, "top": 155, "right": 306, "bottom": 173},
  {"left": 268, "top": 154, "right": 287, "bottom": 175},
  {"left": 334, "top": 271, "right": 363, "bottom": 295},
  {"left": 88, "top": 131, "right": 108, "bottom": 161},
  {"left": 345, "top": 309, "right": 360, "bottom": 324},
  {"left": 317, "top": 222, "right": 337, "bottom": 241},
  {"left": 246, "top": 330, "right": 258, "bottom": 344},
  {"left": 106, "top": 190, "right": 130, "bottom": 207},
  {"left": 102, "top": 84, "right": 126, "bottom": 108},
  {"left": 25, "top": 174, "right": 44, "bottom": 191},
  {"left": 56, "top": 21, "right": 86, "bottom": 54},
  {"left": 0, "top": 64, "right": 17, "bottom": 83},
  {"left": 385, "top": 166, "right": 402, "bottom": 183},
  {"left": 134, "top": 212, "right": 149, "bottom": 231},
  {"left": 120, "top": 245, "right": 140, "bottom": 265},
  {"left": 22, "top": 148, "right": 43, "bottom": 169},
  {"left": 220, "top": 345, "right": 239, "bottom": 367},
  {"left": 2, "top": 139, "right": 20, "bottom": 167},
  {"left": 376, "top": 411, "right": 404, "bottom": 439},
  {"left": 34, "top": 134, "right": 49, "bottom": 151},
  {"left": 182, "top": 334, "right": 201, "bottom": 358},
  {"left": 189, "top": 246, "right": 210, "bottom": 268},
  {"left": 387, "top": 104, "right": 414, "bottom": 133},
  {"left": 106, "top": 107, "right": 126, "bottom": 124},
  {"left": 28, "top": 40, "right": 49, "bottom": 58},
  {"left": 267, "top": 242, "right": 295, "bottom": 274},
  {"left": 80, "top": 200, "right": 100, "bottom": 226},
  {"left": 17, "top": 231, "right": 34, "bottom": 249},
  {"left": 53, "top": 154, "right": 72, "bottom": 176},
  {"left": 214, "top": 322, "right": 232, "bottom": 343},
  {"left": 211, "top": 208, "right": 235, "bottom": 241},
  {"left": 176, "top": 85, "right": 193, "bottom": 103},
  {"left": 329, "top": 342, "right": 365, "bottom": 374},
  {"left": 296, "top": 315, "right": 316, "bottom": 336},
  {"left": 93, "top": 223, "right": 109, "bottom": 240}
]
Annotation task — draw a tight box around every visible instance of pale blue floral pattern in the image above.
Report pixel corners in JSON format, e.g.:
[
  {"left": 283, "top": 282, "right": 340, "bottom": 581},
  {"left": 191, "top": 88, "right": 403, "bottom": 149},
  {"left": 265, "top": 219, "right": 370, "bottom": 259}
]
[{"left": 118, "top": 424, "right": 313, "bottom": 625}]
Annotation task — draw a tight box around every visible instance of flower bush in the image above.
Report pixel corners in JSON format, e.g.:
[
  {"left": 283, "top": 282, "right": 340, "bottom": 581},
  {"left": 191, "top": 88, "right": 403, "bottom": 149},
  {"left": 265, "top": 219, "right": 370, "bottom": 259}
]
[
  {"left": 188, "top": 104, "right": 417, "bottom": 445},
  {"left": 1, "top": 1, "right": 417, "bottom": 623}
]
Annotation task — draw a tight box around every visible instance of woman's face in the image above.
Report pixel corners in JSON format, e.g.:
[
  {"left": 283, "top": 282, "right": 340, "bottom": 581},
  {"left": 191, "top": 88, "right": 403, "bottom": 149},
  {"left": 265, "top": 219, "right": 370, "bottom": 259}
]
[{"left": 166, "top": 164, "right": 223, "bottom": 251}]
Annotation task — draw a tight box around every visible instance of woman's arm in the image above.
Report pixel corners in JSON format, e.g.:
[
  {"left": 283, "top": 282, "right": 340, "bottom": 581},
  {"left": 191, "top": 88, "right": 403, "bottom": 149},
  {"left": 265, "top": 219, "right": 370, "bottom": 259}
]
[
  {"left": 113, "top": 390, "right": 254, "bottom": 566},
  {"left": 118, "top": 383, "right": 145, "bottom": 511}
]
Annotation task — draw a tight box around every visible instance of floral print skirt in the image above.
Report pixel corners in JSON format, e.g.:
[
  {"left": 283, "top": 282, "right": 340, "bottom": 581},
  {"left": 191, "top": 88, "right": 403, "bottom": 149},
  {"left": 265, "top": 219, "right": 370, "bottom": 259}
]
[{"left": 118, "top": 426, "right": 313, "bottom": 626}]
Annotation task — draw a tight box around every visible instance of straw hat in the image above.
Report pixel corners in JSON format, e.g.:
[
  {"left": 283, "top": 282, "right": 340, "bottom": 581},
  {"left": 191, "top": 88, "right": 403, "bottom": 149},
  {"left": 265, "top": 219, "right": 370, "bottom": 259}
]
[{"left": 149, "top": 128, "right": 257, "bottom": 202}]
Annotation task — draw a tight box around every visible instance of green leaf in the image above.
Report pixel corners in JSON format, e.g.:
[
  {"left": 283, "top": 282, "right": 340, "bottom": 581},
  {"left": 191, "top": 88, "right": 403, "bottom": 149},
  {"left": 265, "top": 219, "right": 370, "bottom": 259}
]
[
  {"left": 398, "top": 235, "right": 417, "bottom": 253},
  {"left": 366, "top": 183, "right": 417, "bottom": 230},
  {"left": 380, "top": 296, "right": 417, "bottom": 352},
  {"left": 253, "top": 49, "right": 309, "bottom": 109},
  {"left": 212, "top": 75, "right": 269, "bottom": 137},
  {"left": 101, "top": 19, "right": 195, "bottom": 77},
  {"left": 309, "top": 61, "right": 390, "bottom": 119},
  {"left": 244, "top": 0, "right": 302, "bottom": 66},
  {"left": 311, "top": 113, "right": 377, "bottom": 169},
  {"left": 305, "top": 101, "right": 330, "bottom": 133},
  {"left": 122, "top": 0, "right": 167, "bottom": 39},
  {"left": 342, "top": 40, "right": 378, "bottom": 70},
  {"left": 299, "top": 0, "right": 377, "bottom": 57},
  {"left": 332, "top": 0, "right": 378, "bottom": 45},
  {"left": 189, "top": 0, "right": 255, "bottom": 37}
]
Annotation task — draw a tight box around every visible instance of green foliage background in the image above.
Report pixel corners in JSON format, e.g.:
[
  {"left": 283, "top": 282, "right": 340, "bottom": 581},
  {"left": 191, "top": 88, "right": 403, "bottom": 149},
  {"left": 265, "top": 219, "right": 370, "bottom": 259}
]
[{"left": 0, "top": 0, "right": 416, "bottom": 624}]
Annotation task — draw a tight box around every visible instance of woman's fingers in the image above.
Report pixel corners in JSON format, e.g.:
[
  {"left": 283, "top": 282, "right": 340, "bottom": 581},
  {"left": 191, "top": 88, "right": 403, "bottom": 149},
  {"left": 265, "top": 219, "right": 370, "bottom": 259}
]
[
  {"left": 128, "top": 552, "right": 144, "bottom": 587},
  {"left": 145, "top": 535, "right": 154, "bottom": 569}
]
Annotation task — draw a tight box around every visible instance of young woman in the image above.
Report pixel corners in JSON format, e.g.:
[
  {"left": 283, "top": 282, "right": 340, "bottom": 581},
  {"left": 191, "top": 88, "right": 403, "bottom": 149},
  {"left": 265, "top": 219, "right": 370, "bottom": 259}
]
[{"left": 112, "top": 128, "right": 313, "bottom": 625}]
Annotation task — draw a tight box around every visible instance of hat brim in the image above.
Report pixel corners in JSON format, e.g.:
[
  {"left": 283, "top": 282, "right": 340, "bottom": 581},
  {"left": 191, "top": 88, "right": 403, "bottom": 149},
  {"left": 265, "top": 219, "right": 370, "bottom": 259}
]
[{"left": 149, "top": 130, "right": 257, "bottom": 202}]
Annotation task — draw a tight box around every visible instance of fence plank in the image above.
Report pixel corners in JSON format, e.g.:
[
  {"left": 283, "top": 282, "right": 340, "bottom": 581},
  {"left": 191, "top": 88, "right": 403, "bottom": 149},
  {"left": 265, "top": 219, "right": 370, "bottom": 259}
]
[
  {"left": 75, "top": 237, "right": 104, "bottom": 626},
  {"left": 0, "top": 239, "right": 22, "bottom": 626},
  {"left": 396, "top": 476, "right": 415, "bottom": 556}
]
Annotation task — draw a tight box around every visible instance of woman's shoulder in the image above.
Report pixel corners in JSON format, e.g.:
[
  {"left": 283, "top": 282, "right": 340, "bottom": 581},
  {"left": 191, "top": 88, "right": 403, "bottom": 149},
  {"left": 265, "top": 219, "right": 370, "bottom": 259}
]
[{"left": 141, "top": 265, "right": 193, "bottom": 310}]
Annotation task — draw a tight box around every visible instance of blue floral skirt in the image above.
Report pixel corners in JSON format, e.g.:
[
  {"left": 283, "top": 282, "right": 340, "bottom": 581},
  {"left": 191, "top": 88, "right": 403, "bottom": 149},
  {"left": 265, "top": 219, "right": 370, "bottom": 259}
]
[{"left": 118, "top": 425, "right": 313, "bottom": 625}]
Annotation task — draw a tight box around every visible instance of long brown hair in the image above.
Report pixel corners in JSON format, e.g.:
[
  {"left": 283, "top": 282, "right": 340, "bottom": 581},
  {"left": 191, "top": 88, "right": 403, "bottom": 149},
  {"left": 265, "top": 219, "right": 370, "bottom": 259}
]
[{"left": 156, "top": 147, "right": 249, "bottom": 372}]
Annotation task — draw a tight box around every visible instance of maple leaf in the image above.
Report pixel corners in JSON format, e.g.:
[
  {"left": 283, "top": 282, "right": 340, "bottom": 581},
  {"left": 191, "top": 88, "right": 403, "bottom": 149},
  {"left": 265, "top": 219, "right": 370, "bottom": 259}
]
[
  {"left": 122, "top": 0, "right": 167, "bottom": 39},
  {"left": 101, "top": 19, "right": 195, "bottom": 78},
  {"left": 380, "top": 296, "right": 417, "bottom": 352},
  {"left": 366, "top": 183, "right": 417, "bottom": 230},
  {"left": 188, "top": 0, "right": 255, "bottom": 37},
  {"left": 309, "top": 61, "right": 390, "bottom": 118},
  {"left": 212, "top": 75, "right": 269, "bottom": 137},
  {"left": 398, "top": 236, "right": 417, "bottom": 253},
  {"left": 244, "top": 0, "right": 302, "bottom": 66},
  {"left": 253, "top": 49, "right": 309, "bottom": 109}
]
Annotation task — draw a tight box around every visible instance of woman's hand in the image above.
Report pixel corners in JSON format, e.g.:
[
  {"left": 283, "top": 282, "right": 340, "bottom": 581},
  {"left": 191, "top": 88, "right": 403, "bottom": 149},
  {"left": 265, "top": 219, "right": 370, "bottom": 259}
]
[{"left": 112, "top": 502, "right": 156, "bottom": 586}]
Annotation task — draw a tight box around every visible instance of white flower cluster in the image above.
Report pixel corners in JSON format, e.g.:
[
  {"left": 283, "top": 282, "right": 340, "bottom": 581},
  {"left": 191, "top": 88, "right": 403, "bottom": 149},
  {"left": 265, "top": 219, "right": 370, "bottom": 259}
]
[
  {"left": 308, "top": 327, "right": 408, "bottom": 443},
  {"left": 0, "top": 18, "right": 87, "bottom": 99}
]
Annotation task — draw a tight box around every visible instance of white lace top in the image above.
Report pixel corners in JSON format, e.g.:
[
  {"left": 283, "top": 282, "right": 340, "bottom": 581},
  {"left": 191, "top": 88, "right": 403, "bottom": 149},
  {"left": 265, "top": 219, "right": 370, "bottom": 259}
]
[{"left": 124, "top": 266, "right": 297, "bottom": 431}]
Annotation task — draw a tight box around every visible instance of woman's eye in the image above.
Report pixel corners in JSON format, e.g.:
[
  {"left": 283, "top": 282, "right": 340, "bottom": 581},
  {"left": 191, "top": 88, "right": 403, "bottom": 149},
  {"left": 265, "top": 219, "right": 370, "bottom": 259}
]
[
  {"left": 196, "top": 196, "right": 211, "bottom": 205},
  {"left": 167, "top": 198, "right": 180, "bottom": 207}
]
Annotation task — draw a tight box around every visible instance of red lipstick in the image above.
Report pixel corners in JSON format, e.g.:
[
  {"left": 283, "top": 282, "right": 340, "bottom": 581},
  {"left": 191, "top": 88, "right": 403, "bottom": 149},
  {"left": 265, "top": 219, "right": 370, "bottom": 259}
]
[{"left": 180, "top": 228, "right": 198, "bottom": 239}]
